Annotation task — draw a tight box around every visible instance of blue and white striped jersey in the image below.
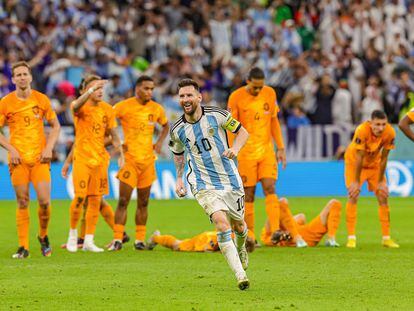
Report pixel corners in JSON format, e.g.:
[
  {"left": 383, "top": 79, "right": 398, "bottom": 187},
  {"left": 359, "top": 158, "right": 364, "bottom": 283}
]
[{"left": 169, "top": 106, "right": 243, "bottom": 195}]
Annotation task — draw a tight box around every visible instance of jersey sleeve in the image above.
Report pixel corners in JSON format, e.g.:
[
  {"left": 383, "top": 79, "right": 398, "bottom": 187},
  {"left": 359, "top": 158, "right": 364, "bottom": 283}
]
[
  {"left": 107, "top": 105, "right": 117, "bottom": 129},
  {"left": 157, "top": 105, "right": 168, "bottom": 126},
  {"left": 42, "top": 94, "right": 57, "bottom": 122},
  {"left": 0, "top": 98, "right": 6, "bottom": 127},
  {"left": 407, "top": 108, "right": 414, "bottom": 122},
  {"left": 352, "top": 125, "right": 368, "bottom": 151},
  {"left": 384, "top": 126, "right": 396, "bottom": 150},
  {"left": 169, "top": 129, "right": 185, "bottom": 155},
  {"left": 269, "top": 88, "right": 278, "bottom": 118}
]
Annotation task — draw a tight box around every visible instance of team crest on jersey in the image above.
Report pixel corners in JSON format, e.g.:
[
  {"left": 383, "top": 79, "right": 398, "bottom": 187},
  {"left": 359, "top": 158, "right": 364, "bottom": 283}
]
[
  {"left": 208, "top": 127, "right": 215, "bottom": 136},
  {"left": 263, "top": 103, "right": 270, "bottom": 111},
  {"left": 148, "top": 114, "right": 154, "bottom": 124},
  {"left": 32, "top": 106, "right": 40, "bottom": 118}
]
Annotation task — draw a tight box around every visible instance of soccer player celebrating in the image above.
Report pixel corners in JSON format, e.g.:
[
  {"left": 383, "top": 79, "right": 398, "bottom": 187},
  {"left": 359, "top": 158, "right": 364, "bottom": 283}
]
[
  {"left": 398, "top": 107, "right": 414, "bottom": 141},
  {"left": 260, "top": 198, "right": 341, "bottom": 248},
  {"left": 227, "top": 67, "right": 286, "bottom": 247},
  {"left": 0, "top": 61, "right": 61, "bottom": 258},
  {"left": 169, "top": 79, "right": 250, "bottom": 290},
  {"left": 65, "top": 75, "right": 123, "bottom": 252},
  {"left": 344, "top": 110, "right": 399, "bottom": 248},
  {"left": 109, "top": 76, "right": 169, "bottom": 251}
]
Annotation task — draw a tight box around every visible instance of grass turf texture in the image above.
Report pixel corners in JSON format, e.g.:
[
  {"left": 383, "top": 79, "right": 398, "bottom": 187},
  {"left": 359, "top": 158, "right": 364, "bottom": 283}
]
[{"left": 1, "top": 197, "right": 413, "bottom": 310}]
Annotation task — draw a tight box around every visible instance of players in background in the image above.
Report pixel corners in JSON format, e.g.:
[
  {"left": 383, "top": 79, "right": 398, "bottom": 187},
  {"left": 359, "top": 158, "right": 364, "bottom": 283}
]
[
  {"left": 170, "top": 79, "right": 250, "bottom": 290},
  {"left": 109, "top": 76, "right": 169, "bottom": 251},
  {"left": 260, "top": 198, "right": 341, "bottom": 249},
  {"left": 0, "top": 61, "right": 61, "bottom": 258},
  {"left": 398, "top": 107, "right": 414, "bottom": 141},
  {"left": 344, "top": 110, "right": 399, "bottom": 248},
  {"left": 61, "top": 145, "right": 129, "bottom": 249},
  {"left": 65, "top": 75, "right": 123, "bottom": 252},
  {"left": 227, "top": 67, "right": 286, "bottom": 248},
  {"left": 147, "top": 230, "right": 219, "bottom": 252}
]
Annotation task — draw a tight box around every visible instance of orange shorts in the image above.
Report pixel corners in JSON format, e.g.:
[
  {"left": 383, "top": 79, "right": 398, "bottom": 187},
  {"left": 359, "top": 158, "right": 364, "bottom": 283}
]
[
  {"left": 117, "top": 159, "right": 156, "bottom": 189},
  {"left": 298, "top": 216, "right": 327, "bottom": 247},
  {"left": 9, "top": 162, "right": 51, "bottom": 186},
  {"left": 238, "top": 151, "right": 277, "bottom": 187},
  {"left": 345, "top": 164, "right": 384, "bottom": 192},
  {"left": 72, "top": 161, "right": 109, "bottom": 197}
]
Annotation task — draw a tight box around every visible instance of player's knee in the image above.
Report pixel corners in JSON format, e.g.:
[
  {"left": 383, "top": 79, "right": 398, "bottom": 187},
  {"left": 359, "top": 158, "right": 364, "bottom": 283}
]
[
  {"left": 328, "top": 199, "right": 341, "bottom": 209},
  {"left": 37, "top": 197, "right": 50, "bottom": 208},
  {"left": 17, "top": 196, "right": 29, "bottom": 208},
  {"left": 118, "top": 196, "right": 130, "bottom": 209},
  {"left": 138, "top": 196, "right": 149, "bottom": 208},
  {"left": 279, "top": 197, "right": 288, "bottom": 204},
  {"left": 232, "top": 221, "right": 245, "bottom": 234},
  {"left": 377, "top": 193, "right": 388, "bottom": 205},
  {"left": 262, "top": 184, "right": 275, "bottom": 195}
]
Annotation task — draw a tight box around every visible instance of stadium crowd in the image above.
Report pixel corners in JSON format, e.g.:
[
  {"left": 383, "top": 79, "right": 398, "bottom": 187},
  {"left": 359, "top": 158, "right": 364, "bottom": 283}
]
[{"left": 1, "top": 0, "right": 414, "bottom": 128}]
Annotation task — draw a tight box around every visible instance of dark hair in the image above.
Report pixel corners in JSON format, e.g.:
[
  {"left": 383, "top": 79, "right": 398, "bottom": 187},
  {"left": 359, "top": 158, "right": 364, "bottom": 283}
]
[
  {"left": 371, "top": 110, "right": 387, "bottom": 120},
  {"left": 11, "top": 61, "right": 31, "bottom": 76},
  {"left": 79, "top": 74, "right": 101, "bottom": 92},
  {"left": 135, "top": 75, "right": 153, "bottom": 88},
  {"left": 248, "top": 67, "right": 265, "bottom": 80},
  {"left": 177, "top": 79, "right": 200, "bottom": 92}
]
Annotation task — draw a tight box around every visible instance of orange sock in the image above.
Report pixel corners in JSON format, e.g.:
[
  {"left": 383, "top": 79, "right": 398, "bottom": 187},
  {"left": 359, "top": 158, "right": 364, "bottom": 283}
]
[
  {"left": 153, "top": 235, "right": 177, "bottom": 249},
  {"left": 85, "top": 196, "right": 101, "bottom": 235},
  {"left": 100, "top": 201, "right": 115, "bottom": 230},
  {"left": 378, "top": 205, "right": 390, "bottom": 236},
  {"left": 346, "top": 201, "right": 357, "bottom": 236},
  {"left": 135, "top": 225, "right": 146, "bottom": 241},
  {"left": 244, "top": 202, "right": 255, "bottom": 239},
  {"left": 38, "top": 205, "right": 51, "bottom": 238},
  {"left": 265, "top": 194, "right": 280, "bottom": 232},
  {"left": 279, "top": 200, "right": 300, "bottom": 238},
  {"left": 16, "top": 208, "right": 30, "bottom": 249},
  {"left": 327, "top": 201, "right": 342, "bottom": 238},
  {"left": 70, "top": 197, "right": 84, "bottom": 230},
  {"left": 113, "top": 224, "right": 125, "bottom": 241}
]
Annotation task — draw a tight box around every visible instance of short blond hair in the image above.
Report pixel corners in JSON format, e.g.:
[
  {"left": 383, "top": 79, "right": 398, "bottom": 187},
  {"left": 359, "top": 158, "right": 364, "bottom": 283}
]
[
  {"left": 11, "top": 61, "right": 31, "bottom": 76},
  {"left": 79, "top": 74, "right": 101, "bottom": 92}
]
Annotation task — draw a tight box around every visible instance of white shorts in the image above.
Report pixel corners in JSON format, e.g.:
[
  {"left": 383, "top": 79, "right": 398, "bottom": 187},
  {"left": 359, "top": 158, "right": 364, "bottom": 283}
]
[{"left": 195, "top": 189, "right": 245, "bottom": 222}]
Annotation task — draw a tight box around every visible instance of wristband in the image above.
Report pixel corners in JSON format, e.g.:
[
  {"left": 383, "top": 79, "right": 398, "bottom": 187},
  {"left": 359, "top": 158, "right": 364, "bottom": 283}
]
[{"left": 88, "top": 87, "right": 95, "bottom": 95}]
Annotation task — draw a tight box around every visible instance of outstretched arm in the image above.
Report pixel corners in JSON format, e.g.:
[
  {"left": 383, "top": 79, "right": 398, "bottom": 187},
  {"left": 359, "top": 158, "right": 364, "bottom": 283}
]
[
  {"left": 398, "top": 115, "right": 414, "bottom": 142},
  {"left": 71, "top": 80, "right": 106, "bottom": 113}
]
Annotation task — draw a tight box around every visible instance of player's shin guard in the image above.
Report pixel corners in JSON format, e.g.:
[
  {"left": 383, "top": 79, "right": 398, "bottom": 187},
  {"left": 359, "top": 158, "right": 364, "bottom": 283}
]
[
  {"left": 135, "top": 225, "right": 146, "bottom": 241},
  {"left": 244, "top": 202, "right": 255, "bottom": 239},
  {"left": 327, "top": 201, "right": 342, "bottom": 238},
  {"left": 234, "top": 226, "right": 248, "bottom": 251},
  {"left": 346, "top": 202, "right": 357, "bottom": 236},
  {"left": 16, "top": 208, "right": 30, "bottom": 249},
  {"left": 378, "top": 205, "right": 390, "bottom": 237},
  {"left": 265, "top": 194, "right": 280, "bottom": 232},
  {"left": 218, "top": 230, "right": 245, "bottom": 278},
  {"left": 38, "top": 205, "right": 51, "bottom": 238},
  {"left": 85, "top": 196, "right": 101, "bottom": 235},
  {"left": 153, "top": 235, "right": 177, "bottom": 249},
  {"left": 100, "top": 202, "right": 115, "bottom": 230},
  {"left": 279, "top": 200, "right": 300, "bottom": 238}
]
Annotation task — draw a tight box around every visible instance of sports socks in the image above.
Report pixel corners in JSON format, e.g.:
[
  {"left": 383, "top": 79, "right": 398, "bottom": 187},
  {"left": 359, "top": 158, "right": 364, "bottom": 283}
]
[
  {"left": 38, "top": 204, "right": 51, "bottom": 238},
  {"left": 244, "top": 202, "right": 255, "bottom": 239},
  {"left": 153, "top": 235, "right": 177, "bottom": 249},
  {"left": 265, "top": 194, "right": 280, "bottom": 232},
  {"left": 113, "top": 224, "right": 124, "bottom": 241},
  {"left": 70, "top": 197, "right": 84, "bottom": 230},
  {"left": 85, "top": 195, "right": 100, "bottom": 235},
  {"left": 378, "top": 205, "right": 390, "bottom": 237},
  {"left": 217, "top": 229, "right": 246, "bottom": 278},
  {"left": 234, "top": 226, "right": 248, "bottom": 251},
  {"left": 100, "top": 201, "right": 115, "bottom": 230},
  {"left": 327, "top": 201, "right": 342, "bottom": 238},
  {"left": 346, "top": 201, "right": 357, "bottom": 236},
  {"left": 16, "top": 208, "right": 30, "bottom": 249},
  {"left": 135, "top": 225, "right": 146, "bottom": 241},
  {"left": 279, "top": 200, "right": 300, "bottom": 238}
]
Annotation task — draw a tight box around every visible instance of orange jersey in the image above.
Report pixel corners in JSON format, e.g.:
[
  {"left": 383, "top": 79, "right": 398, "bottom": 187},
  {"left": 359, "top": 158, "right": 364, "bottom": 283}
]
[
  {"left": 407, "top": 108, "right": 414, "bottom": 122},
  {"left": 179, "top": 231, "right": 218, "bottom": 252},
  {"left": 114, "top": 98, "right": 167, "bottom": 163},
  {"left": 228, "top": 85, "right": 279, "bottom": 160},
  {"left": 344, "top": 121, "right": 395, "bottom": 169},
  {"left": 73, "top": 101, "right": 116, "bottom": 167},
  {"left": 0, "top": 90, "right": 56, "bottom": 164}
]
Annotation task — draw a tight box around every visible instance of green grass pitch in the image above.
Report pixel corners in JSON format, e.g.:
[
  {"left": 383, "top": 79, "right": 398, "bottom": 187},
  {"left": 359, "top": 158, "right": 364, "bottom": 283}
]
[{"left": 1, "top": 197, "right": 414, "bottom": 310}]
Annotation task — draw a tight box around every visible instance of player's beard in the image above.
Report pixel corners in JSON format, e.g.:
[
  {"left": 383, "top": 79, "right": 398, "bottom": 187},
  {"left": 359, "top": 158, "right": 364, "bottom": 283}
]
[{"left": 182, "top": 101, "right": 197, "bottom": 116}]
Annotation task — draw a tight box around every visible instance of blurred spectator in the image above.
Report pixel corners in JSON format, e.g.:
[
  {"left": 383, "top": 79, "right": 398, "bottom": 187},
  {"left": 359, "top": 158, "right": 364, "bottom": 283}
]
[
  {"left": 360, "top": 75, "right": 384, "bottom": 121},
  {"left": 332, "top": 79, "right": 353, "bottom": 125}
]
